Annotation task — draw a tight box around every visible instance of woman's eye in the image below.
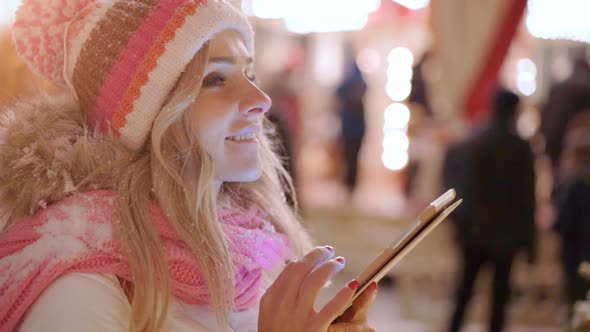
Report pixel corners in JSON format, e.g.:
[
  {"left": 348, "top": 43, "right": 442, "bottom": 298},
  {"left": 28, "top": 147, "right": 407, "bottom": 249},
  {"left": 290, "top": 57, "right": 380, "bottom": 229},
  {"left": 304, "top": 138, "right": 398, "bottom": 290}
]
[{"left": 203, "top": 73, "right": 227, "bottom": 87}]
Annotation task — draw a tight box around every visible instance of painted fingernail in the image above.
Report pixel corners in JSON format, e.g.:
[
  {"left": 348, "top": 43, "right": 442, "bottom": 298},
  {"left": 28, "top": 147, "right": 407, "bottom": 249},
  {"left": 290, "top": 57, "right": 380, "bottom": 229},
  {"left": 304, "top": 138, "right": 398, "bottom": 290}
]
[
  {"left": 324, "top": 245, "right": 334, "bottom": 252},
  {"left": 347, "top": 279, "right": 359, "bottom": 290},
  {"left": 335, "top": 256, "right": 345, "bottom": 264},
  {"left": 373, "top": 281, "right": 379, "bottom": 290}
]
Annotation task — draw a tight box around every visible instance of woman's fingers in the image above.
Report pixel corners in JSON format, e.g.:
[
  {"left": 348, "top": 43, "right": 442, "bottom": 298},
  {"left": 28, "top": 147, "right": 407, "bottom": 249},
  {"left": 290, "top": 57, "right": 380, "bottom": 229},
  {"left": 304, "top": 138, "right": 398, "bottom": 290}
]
[
  {"left": 260, "top": 247, "right": 378, "bottom": 332},
  {"left": 297, "top": 256, "right": 346, "bottom": 313},
  {"left": 337, "top": 282, "right": 379, "bottom": 324},
  {"left": 311, "top": 280, "right": 359, "bottom": 330},
  {"left": 268, "top": 246, "right": 335, "bottom": 302},
  {"left": 328, "top": 323, "right": 376, "bottom": 332}
]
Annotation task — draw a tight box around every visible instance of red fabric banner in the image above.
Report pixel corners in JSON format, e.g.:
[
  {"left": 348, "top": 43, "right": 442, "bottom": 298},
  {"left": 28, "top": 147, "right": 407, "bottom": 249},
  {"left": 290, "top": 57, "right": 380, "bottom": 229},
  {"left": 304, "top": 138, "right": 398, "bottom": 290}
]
[{"left": 463, "top": 0, "right": 527, "bottom": 122}]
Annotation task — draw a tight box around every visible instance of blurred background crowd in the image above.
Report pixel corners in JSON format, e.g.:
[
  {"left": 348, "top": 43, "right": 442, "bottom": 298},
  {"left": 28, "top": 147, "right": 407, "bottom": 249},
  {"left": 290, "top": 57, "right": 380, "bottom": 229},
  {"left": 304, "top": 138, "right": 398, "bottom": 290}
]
[{"left": 1, "top": 0, "right": 590, "bottom": 331}]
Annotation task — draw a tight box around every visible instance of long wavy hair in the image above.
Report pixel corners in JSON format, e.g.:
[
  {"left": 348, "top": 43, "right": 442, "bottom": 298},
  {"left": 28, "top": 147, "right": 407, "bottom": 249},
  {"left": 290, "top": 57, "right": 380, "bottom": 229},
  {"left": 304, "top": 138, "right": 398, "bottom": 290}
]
[{"left": 0, "top": 42, "right": 311, "bottom": 331}]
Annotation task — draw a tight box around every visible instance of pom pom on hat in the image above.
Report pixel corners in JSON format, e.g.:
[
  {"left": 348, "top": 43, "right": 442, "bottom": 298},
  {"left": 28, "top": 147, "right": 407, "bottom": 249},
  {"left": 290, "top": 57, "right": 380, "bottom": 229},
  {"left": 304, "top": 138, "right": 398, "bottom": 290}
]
[{"left": 13, "top": 0, "right": 96, "bottom": 85}]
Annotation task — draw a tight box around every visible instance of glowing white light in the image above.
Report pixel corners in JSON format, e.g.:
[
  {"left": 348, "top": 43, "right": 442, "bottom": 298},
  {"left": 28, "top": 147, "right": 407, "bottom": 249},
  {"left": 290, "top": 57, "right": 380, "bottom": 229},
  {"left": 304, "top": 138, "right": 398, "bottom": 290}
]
[
  {"left": 516, "top": 58, "right": 537, "bottom": 96},
  {"left": 243, "top": 0, "right": 288, "bottom": 18},
  {"left": 384, "top": 103, "right": 411, "bottom": 130},
  {"left": 367, "top": 0, "right": 382, "bottom": 12},
  {"left": 519, "top": 71, "right": 535, "bottom": 83},
  {"left": 517, "top": 58, "right": 537, "bottom": 77},
  {"left": 386, "top": 80, "right": 412, "bottom": 101},
  {"left": 286, "top": 10, "right": 368, "bottom": 34},
  {"left": 357, "top": 49, "right": 381, "bottom": 74},
  {"left": 0, "top": 0, "right": 21, "bottom": 25},
  {"left": 382, "top": 150, "right": 409, "bottom": 170},
  {"left": 517, "top": 76, "right": 537, "bottom": 96},
  {"left": 526, "top": 0, "right": 590, "bottom": 43},
  {"left": 387, "top": 66, "right": 413, "bottom": 81},
  {"left": 385, "top": 47, "right": 413, "bottom": 102},
  {"left": 383, "top": 131, "right": 410, "bottom": 151},
  {"left": 392, "top": 0, "right": 430, "bottom": 10},
  {"left": 382, "top": 113, "right": 410, "bottom": 171},
  {"left": 245, "top": 0, "right": 379, "bottom": 33},
  {"left": 388, "top": 47, "right": 414, "bottom": 68}
]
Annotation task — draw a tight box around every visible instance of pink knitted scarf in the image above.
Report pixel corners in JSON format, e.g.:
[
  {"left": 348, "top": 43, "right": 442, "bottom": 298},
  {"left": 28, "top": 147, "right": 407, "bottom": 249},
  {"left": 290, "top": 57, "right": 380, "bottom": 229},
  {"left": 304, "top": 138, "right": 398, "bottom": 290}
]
[{"left": 0, "top": 190, "right": 289, "bottom": 331}]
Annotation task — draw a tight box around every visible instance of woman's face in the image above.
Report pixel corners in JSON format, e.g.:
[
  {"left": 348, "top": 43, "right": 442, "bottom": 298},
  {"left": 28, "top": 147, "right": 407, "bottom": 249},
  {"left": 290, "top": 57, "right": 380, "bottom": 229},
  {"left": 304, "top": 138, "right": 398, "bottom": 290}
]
[{"left": 189, "top": 31, "right": 271, "bottom": 185}]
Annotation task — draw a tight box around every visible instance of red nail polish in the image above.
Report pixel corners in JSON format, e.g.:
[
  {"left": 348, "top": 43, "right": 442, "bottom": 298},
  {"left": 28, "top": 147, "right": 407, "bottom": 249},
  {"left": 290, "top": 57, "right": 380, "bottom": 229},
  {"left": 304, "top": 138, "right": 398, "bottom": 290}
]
[
  {"left": 324, "top": 245, "right": 334, "bottom": 252},
  {"left": 335, "top": 256, "right": 345, "bottom": 264},
  {"left": 347, "top": 280, "right": 359, "bottom": 290},
  {"left": 373, "top": 281, "right": 379, "bottom": 290}
]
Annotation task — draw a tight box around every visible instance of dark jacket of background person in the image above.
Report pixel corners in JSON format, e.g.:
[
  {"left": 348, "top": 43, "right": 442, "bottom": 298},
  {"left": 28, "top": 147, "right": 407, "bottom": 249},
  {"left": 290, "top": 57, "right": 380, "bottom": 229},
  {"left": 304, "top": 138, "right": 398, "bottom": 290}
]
[
  {"left": 554, "top": 178, "right": 590, "bottom": 274},
  {"left": 444, "top": 99, "right": 536, "bottom": 258},
  {"left": 541, "top": 57, "right": 590, "bottom": 169}
]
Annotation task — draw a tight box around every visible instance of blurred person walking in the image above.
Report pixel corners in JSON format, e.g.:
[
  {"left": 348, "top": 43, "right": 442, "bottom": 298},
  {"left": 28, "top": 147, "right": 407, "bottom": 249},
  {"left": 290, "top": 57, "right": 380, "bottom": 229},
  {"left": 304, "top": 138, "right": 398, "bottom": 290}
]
[
  {"left": 541, "top": 53, "right": 590, "bottom": 174},
  {"left": 552, "top": 126, "right": 590, "bottom": 315},
  {"left": 443, "top": 88, "right": 537, "bottom": 332},
  {"left": 336, "top": 61, "right": 367, "bottom": 193}
]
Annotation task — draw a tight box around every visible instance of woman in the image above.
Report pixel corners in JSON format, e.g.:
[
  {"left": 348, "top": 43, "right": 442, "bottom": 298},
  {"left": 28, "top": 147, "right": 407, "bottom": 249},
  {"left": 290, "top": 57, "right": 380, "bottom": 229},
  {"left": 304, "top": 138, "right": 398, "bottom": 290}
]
[{"left": 0, "top": 0, "right": 377, "bottom": 331}]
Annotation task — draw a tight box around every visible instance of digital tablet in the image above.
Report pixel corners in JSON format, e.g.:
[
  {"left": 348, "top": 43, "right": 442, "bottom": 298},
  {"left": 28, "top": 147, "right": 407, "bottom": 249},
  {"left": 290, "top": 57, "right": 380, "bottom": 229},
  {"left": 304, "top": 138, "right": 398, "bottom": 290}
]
[{"left": 350, "top": 188, "right": 462, "bottom": 302}]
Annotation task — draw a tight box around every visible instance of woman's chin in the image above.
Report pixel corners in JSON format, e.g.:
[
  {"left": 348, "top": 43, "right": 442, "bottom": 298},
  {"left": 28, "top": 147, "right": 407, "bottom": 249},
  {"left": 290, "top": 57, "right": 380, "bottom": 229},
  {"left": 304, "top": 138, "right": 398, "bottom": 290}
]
[
  {"left": 240, "top": 168, "right": 263, "bottom": 182},
  {"left": 220, "top": 168, "right": 263, "bottom": 183}
]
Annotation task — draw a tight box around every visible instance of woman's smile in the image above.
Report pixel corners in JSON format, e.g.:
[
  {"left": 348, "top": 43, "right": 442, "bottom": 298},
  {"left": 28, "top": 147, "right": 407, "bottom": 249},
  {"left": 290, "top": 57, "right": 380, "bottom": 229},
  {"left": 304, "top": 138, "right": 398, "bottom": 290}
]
[{"left": 225, "top": 124, "right": 260, "bottom": 143}]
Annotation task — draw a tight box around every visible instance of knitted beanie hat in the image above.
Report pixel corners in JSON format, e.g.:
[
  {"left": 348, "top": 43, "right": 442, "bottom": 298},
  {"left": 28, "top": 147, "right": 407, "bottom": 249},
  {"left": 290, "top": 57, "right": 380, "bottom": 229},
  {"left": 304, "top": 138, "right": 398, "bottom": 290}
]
[{"left": 13, "top": 0, "right": 253, "bottom": 150}]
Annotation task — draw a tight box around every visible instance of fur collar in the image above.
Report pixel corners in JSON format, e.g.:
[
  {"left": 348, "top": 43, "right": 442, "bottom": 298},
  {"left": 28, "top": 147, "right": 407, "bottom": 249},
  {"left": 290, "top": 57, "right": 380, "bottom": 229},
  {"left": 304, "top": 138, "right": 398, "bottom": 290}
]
[{"left": 0, "top": 94, "right": 130, "bottom": 221}]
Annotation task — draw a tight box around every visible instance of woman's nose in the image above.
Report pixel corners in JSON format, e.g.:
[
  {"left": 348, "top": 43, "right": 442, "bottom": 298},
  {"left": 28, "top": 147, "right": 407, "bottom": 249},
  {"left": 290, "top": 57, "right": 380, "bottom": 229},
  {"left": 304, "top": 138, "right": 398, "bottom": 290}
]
[{"left": 240, "top": 84, "right": 272, "bottom": 117}]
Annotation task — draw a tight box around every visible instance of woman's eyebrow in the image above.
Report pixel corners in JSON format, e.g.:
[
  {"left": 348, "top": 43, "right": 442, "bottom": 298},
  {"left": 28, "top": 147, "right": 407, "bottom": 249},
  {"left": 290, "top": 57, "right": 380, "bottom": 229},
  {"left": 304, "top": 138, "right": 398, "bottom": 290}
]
[{"left": 208, "top": 56, "right": 253, "bottom": 64}]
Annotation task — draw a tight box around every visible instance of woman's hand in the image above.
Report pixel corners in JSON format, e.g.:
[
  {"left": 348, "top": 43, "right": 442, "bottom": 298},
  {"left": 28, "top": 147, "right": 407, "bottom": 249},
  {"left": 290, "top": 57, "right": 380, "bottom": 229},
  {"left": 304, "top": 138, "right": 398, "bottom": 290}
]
[
  {"left": 329, "top": 282, "right": 378, "bottom": 332},
  {"left": 258, "top": 246, "right": 364, "bottom": 332}
]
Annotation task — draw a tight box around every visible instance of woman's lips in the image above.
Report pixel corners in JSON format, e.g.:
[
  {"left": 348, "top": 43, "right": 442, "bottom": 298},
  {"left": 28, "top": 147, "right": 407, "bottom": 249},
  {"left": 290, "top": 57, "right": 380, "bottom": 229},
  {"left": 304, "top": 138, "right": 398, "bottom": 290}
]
[{"left": 225, "top": 124, "right": 260, "bottom": 142}]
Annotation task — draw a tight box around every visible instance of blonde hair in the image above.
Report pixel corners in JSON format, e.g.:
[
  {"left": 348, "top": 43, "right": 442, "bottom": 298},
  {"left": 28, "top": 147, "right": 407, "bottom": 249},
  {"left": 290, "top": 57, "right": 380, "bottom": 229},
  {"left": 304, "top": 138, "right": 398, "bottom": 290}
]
[
  {"left": 112, "top": 42, "right": 313, "bottom": 330},
  {"left": 0, "top": 43, "right": 311, "bottom": 331}
]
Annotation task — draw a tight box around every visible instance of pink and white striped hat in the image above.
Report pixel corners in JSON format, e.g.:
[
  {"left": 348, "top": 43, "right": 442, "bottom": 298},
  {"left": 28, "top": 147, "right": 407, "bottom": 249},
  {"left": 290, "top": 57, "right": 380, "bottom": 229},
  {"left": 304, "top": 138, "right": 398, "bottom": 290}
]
[{"left": 13, "top": 0, "right": 253, "bottom": 150}]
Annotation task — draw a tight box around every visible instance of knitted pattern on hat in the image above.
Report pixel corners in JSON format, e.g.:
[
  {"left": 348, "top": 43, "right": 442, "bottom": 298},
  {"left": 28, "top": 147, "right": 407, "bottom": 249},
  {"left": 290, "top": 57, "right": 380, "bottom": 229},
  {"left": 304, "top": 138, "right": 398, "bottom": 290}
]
[
  {"left": 0, "top": 190, "right": 288, "bottom": 331},
  {"left": 12, "top": 0, "right": 97, "bottom": 84},
  {"left": 13, "top": 0, "right": 254, "bottom": 150}
]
